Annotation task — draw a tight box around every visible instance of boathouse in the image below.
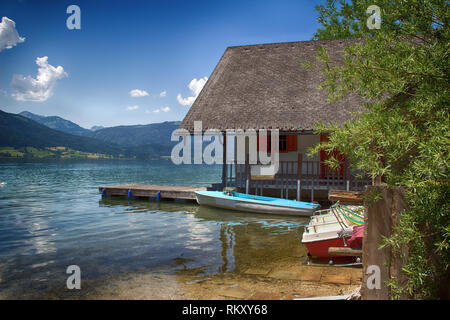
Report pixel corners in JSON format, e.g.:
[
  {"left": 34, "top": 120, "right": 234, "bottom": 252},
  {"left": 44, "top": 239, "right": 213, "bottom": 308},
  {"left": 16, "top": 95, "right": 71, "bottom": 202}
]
[{"left": 179, "top": 38, "right": 370, "bottom": 201}]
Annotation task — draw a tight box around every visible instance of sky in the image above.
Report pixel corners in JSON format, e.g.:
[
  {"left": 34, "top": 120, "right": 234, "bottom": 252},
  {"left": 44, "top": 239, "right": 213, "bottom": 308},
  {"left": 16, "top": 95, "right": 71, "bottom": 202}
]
[{"left": 0, "top": 0, "right": 322, "bottom": 129}]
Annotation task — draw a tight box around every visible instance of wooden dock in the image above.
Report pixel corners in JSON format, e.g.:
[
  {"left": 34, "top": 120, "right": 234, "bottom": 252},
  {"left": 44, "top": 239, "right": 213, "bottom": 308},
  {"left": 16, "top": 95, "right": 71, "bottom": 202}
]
[{"left": 99, "top": 184, "right": 207, "bottom": 201}]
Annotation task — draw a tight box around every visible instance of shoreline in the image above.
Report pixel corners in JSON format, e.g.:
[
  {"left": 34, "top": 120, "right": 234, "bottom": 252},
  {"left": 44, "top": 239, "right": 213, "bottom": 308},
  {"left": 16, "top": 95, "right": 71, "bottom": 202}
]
[{"left": 0, "top": 259, "right": 361, "bottom": 300}]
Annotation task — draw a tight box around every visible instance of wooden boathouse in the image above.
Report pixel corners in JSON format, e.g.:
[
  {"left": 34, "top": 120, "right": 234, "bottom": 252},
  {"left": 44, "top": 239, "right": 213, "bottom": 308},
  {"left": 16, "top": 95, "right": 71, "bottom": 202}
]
[{"left": 179, "top": 38, "right": 370, "bottom": 201}]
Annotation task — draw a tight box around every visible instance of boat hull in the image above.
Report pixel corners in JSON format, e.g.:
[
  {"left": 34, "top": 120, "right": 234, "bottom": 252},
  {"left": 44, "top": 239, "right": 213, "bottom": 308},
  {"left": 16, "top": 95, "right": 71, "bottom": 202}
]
[
  {"left": 304, "top": 237, "right": 348, "bottom": 259},
  {"left": 301, "top": 207, "right": 363, "bottom": 259},
  {"left": 195, "top": 191, "right": 317, "bottom": 216}
]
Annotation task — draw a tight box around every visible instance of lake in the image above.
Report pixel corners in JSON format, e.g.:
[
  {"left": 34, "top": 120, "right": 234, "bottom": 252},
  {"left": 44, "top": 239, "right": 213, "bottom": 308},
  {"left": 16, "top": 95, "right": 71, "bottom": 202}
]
[{"left": 0, "top": 160, "right": 311, "bottom": 299}]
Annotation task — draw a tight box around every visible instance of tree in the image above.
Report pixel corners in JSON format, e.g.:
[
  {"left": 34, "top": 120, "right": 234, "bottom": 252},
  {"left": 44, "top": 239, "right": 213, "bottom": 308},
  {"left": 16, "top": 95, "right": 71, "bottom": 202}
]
[{"left": 308, "top": 0, "right": 449, "bottom": 299}]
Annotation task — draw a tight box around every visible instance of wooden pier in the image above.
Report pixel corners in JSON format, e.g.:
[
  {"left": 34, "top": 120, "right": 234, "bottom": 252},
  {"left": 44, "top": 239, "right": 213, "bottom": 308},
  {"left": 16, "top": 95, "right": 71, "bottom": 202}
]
[{"left": 99, "top": 184, "right": 207, "bottom": 201}]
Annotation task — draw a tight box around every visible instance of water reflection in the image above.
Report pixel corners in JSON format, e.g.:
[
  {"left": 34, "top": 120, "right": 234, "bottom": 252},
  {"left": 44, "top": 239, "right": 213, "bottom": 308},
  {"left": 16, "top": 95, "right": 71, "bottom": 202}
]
[
  {"left": 1, "top": 177, "right": 309, "bottom": 299},
  {"left": 99, "top": 197, "right": 309, "bottom": 278}
]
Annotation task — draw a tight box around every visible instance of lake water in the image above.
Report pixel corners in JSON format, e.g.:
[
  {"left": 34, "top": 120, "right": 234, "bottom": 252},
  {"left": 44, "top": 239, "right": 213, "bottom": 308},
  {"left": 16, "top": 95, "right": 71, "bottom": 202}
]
[{"left": 0, "top": 160, "right": 310, "bottom": 299}]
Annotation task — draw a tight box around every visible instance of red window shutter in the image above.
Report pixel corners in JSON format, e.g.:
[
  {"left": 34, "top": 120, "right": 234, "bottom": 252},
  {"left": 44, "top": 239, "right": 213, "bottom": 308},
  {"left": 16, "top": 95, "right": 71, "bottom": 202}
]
[
  {"left": 287, "top": 135, "right": 297, "bottom": 152},
  {"left": 320, "top": 134, "right": 329, "bottom": 162},
  {"left": 320, "top": 134, "right": 346, "bottom": 176}
]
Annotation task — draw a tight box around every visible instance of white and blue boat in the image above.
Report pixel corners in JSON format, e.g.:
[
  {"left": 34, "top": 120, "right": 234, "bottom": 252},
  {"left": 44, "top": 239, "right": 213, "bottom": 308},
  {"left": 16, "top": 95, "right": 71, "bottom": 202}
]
[{"left": 195, "top": 191, "right": 320, "bottom": 216}]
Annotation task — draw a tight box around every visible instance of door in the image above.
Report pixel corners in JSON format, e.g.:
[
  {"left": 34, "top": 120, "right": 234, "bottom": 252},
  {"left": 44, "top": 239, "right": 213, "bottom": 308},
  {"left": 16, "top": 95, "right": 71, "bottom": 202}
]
[{"left": 320, "top": 134, "right": 346, "bottom": 178}]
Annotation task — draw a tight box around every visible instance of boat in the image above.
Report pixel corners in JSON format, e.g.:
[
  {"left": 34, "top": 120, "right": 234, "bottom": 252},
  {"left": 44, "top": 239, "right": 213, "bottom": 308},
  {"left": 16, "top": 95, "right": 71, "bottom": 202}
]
[
  {"left": 301, "top": 203, "right": 364, "bottom": 261},
  {"left": 195, "top": 190, "right": 320, "bottom": 216}
]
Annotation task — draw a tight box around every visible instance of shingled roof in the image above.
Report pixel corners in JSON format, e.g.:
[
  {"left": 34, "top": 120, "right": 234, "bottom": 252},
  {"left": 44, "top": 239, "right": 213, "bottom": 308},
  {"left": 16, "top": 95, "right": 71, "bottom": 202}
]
[{"left": 180, "top": 38, "right": 365, "bottom": 132}]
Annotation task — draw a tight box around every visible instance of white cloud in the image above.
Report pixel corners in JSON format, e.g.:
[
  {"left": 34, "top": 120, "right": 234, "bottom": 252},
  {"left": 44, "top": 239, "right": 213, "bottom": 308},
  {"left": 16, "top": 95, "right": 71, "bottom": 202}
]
[
  {"left": 129, "top": 89, "right": 149, "bottom": 97},
  {"left": 152, "top": 106, "right": 170, "bottom": 113},
  {"left": 126, "top": 105, "right": 139, "bottom": 111},
  {"left": 11, "top": 56, "right": 67, "bottom": 102},
  {"left": 159, "top": 91, "right": 167, "bottom": 97},
  {"left": 0, "top": 17, "right": 25, "bottom": 52},
  {"left": 177, "top": 77, "right": 207, "bottom": 106}
]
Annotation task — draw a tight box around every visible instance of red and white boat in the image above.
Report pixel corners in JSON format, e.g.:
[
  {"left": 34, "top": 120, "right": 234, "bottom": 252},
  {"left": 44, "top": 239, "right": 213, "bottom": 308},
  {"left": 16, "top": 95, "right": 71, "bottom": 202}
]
[{"left": 301, "top": 203, "right": 364, "bottom": 262}]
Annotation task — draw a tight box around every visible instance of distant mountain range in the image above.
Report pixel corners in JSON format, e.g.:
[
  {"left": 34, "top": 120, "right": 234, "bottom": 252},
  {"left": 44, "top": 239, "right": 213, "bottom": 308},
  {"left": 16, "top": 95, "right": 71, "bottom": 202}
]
[
  {"left": 0, "top": 110, "right": 178, "bottom": 159},
  {"left": 19, "top": 111, "right": 92, "bottom": 136},
  {"left": 90, "top": 125, "right": 105, "bottom": 131},
  {"left": 19, "top": 111, "right": 180, "bottom": 147},
  {"left": 88, "top": 122, "right": 180, "bottom": 147}
]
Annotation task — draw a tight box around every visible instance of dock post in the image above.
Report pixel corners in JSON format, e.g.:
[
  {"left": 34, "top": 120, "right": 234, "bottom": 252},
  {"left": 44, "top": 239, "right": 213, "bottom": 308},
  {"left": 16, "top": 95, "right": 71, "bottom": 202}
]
[
  {"left": 245, "top": 152, "right": 250, "bottom": 194},
  {"left": 297, "top": 154, "right": 302, "bottom": 201},
  {"left": 346, "top": 180, "right": 350, "bottom": 191},
  {"left": 221, "top": 133, "right": 227, "bottom": 189},
  {"left": 311, "top": 169, "right": 314, "bottom": 203}
]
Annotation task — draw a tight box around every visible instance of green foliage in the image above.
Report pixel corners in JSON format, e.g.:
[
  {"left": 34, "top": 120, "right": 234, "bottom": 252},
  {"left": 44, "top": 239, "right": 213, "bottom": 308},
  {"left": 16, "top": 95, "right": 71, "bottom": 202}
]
[
  {"left": 311, "top": 0, "right": 449, "bottom": 299},
  {"left": 362, "top": 188, "right": 383, "bottom": 207},
  {"left": 313, "top": 0, "right": 365, "bottom": 40}
]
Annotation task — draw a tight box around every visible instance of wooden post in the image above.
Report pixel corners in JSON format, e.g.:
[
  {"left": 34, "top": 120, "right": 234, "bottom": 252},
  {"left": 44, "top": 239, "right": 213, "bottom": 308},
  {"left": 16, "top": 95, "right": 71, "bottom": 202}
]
[
  {"left": 297, "top": 154, "right": 302, "bottom": 201},
  {"left": 311, "top": 161, "right": 315, "bottom": 202},
  {"left": 221, "top": 134, "right": 227, "bottom": 189},
  {"left": 361, "top": 186, "right": 408, "bottom": 300},
  {"left": 245, "top": 152, "right": 250, "bottom": 194}
]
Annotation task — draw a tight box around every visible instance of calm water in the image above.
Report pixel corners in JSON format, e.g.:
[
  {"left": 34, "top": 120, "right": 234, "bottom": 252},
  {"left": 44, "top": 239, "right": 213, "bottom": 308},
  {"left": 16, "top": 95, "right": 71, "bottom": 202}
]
[{"left": 0, "top": 160, "right": 309, "bottom": 299}]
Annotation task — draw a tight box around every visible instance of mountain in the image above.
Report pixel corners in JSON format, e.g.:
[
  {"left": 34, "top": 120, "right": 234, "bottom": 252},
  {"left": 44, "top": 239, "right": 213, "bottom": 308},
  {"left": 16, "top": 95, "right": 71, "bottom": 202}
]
[
  {"left": 18, "top": 111, "right": 180, "bottom": 149},
  {"left": 1, "top": 110, "right": 123, "bottom": 155},
  {"left": 19, "top": 111, "right": 92, "bottom": 137},
  {"left": 90, "top": 125, "right": 105, "bottom": 131},
  {"left": 17, "top": 111, "right": 46, "bottom": 122},
  {"left": 0, "top": 110, "right": 174, "bottom": 159},
  {"left": 87, "top": 121, "right": 181, "bottom": 147}
]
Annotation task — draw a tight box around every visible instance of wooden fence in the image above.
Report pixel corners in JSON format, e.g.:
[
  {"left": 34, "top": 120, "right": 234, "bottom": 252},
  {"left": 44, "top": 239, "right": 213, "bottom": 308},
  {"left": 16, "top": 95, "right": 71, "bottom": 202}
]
[{"left": 222, "top": 154, "right": 370, "bottom": 200}]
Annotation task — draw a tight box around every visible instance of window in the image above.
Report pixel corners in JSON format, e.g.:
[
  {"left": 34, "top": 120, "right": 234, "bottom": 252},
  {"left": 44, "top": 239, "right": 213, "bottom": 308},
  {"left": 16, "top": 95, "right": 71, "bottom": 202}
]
[
  {"left": 257, "top": 133, "right": 297, "bottom": 153},
  {"left": 279, "top": 135, "right": 287, "bottom": 152}
]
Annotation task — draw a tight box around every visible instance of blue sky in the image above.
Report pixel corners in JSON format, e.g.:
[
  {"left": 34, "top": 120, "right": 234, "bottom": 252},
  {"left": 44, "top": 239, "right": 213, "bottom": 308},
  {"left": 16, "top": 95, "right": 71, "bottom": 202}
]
[{"left": 0, "top": 0, "right": 322, "bottom": 128}]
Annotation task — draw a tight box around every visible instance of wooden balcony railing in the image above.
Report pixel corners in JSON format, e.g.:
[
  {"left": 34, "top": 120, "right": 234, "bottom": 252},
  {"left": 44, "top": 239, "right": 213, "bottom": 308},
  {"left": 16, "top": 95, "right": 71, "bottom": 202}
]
[{"left": 222, "top": 154, "right": 370, "bottom": 201}]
